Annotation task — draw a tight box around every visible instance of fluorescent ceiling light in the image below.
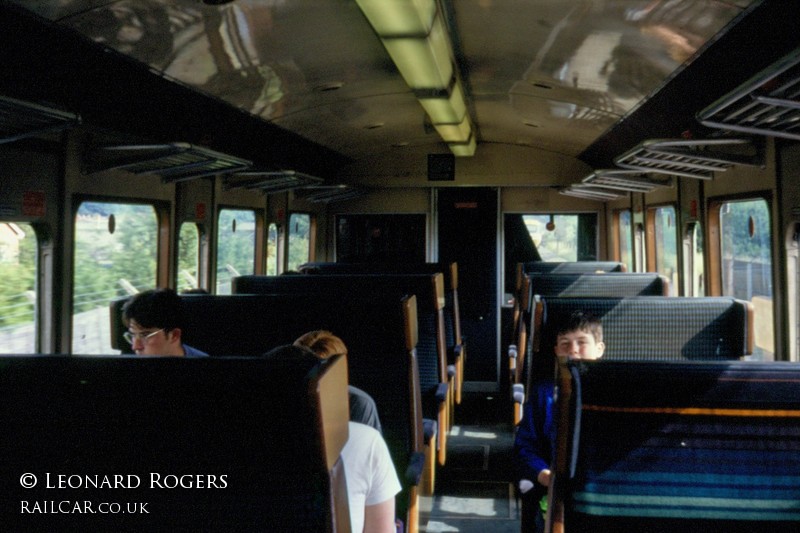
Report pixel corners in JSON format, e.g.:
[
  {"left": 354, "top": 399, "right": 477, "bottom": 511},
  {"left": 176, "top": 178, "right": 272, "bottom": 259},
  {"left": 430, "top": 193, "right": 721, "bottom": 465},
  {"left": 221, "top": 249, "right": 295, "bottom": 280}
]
[
  {"left": 419, "top": 82, "right": 467, "bottom": 124},
  {"left": 434, "top": 116, "right": 471, "bottom": 143},
  {"left": 355, "top": 0, "right": 436, "bottom": 35},
  {"left": 449, "top": 135, "right": 476, "bottom": 157},
  {"left": 382, "top": 14, "right": 453, "bottom": 89}
]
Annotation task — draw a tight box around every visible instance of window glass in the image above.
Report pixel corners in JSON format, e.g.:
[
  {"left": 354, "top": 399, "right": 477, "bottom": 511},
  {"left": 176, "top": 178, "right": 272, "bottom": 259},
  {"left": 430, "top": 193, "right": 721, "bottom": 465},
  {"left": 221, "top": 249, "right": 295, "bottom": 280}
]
[
  {"left": 178, "top": 222, "right": 200, "bottom": 292},
  {"left": 267, "top": 222, "right": 278, "bottom": 275},
  {"left": 520, "top": 214, "right": 597, "bottom": 262},
  {"left": 288, "top": 213, "right": 311, "bottom": 271},
  {"left": 217, "top": 209, "right": 256, "bottom": 294},
  {"left": 0, "top": 222, "right": 37, "bottom": 353},
  {"left": 719, "top": 198, "right": 773, "bottom": 360},
  {"left": 73, "top": 202, "right": 157, "bottom": 354},
  {"left": 651, "top": 206, "right": 678, "bottom": 295},
  {"left": 686, "top": 222, "right": 705, "bottom": 296},
  {"left": 617, "top": 210, "right": 633, "bottom": 272}
]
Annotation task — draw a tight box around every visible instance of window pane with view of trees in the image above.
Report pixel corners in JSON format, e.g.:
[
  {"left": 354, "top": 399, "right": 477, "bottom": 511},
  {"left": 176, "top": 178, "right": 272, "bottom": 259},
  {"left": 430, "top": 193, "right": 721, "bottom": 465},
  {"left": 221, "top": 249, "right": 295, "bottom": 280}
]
[
  {"left": 178, "top": 222, "right": 200, "bottom": 292},
  {"left": 521, "top": 214, "right": 597, "bottom": 262},
  {"left": 73, "top": 202, "right": 157, "bottom": 354},
  {"left": 0, "top": 222, "right": 37, "bottom": 353},
  {"left": 652, "top": 206, "right": 678, "bottom": 295},
  {"left": 618, "top": 210, "right": 633, "bottom": 272},
  {"left": 267, "top": 223, "right": 278, "bottom": 275},
  {"left": 217, "top": 209, "right": 255, "bottom": 294},
  {"left": 288, "top": 213, "right": 310, "bottom": 272},
  {"left": 720, "top": 198, "right": 773, "bottom": 360}
]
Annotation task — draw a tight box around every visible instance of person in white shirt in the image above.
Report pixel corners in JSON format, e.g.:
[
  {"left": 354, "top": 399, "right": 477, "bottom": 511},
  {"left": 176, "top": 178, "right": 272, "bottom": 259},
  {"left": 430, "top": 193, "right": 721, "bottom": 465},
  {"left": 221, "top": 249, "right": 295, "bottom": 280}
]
[{"left": 341, "top": 421, "right": 402, "bottom": 533}]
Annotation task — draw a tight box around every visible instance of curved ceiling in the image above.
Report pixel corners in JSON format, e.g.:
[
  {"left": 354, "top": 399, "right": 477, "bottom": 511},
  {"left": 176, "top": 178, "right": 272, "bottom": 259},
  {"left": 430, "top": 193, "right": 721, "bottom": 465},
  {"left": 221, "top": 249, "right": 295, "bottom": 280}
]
[{"left": 5, "top": 0, "right": 795, "bottom": 186}]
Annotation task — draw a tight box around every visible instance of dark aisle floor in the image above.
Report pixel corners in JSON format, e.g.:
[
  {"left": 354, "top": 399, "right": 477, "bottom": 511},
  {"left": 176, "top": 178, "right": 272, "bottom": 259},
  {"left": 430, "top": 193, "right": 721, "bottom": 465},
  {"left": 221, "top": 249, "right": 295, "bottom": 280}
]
[{"left": 419, "top": 392, "right": 522, "bottom": 532}]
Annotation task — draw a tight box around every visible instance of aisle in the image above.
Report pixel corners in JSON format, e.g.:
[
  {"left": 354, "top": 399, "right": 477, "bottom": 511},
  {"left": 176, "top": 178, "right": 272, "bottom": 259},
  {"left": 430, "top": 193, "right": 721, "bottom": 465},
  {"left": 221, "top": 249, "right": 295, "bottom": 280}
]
[{"left": 419, "top": 393, "right": 521, "bottom": 532}]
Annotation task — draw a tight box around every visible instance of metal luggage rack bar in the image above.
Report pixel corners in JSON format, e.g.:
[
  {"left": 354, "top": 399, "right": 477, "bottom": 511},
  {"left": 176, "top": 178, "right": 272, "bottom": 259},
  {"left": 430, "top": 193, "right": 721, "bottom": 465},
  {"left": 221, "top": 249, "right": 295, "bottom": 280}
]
[
  {"left": 698, "top": 47, "right": 800, "bottom": 140},
  {"left": 83, "top": 143, "right": 252, "bottom": 182},
  {"left": 614, "top": 138, "right": 762, "bottom": 180},
  {"left": 0, "top": 95, "right": 79, "bottom": 144},
  {"left": 224, "top": 170, "right": 323, "bottom": 194},
  {"left": 582, "top": 169, "right": 673, "bottom": 193},
  {"left": 297, "top": 185, "right": 367, "bottom": 203},
  {"left": 560, "top": 185, "right": 625, "bottom": 201}
]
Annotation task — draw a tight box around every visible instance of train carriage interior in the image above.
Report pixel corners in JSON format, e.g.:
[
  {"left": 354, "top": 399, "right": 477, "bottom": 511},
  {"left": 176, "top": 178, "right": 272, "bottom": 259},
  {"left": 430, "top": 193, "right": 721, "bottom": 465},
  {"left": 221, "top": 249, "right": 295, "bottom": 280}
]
[{"left": 1, "top": 0, "right": 800, "bottom": 532}]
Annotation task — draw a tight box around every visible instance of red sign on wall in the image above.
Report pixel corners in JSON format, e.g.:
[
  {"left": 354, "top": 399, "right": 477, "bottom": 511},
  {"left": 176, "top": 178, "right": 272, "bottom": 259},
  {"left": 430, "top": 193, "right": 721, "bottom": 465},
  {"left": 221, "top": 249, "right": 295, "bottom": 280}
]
[{"left": 22, "top": 191, "right": 46, "bottom": 217}]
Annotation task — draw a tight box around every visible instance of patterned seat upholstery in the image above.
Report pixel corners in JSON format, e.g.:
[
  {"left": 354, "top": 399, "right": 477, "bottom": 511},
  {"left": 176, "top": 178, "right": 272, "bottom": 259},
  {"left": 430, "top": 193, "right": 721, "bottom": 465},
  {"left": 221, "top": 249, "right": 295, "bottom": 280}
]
[
  {"left": 551, "top": 358, "right": 800, "bottom": 532},
  {"left": 110, "top": 291, "right": 425, "bottom": 529},
  {"left": 540, "top": 296, "right": 752, "bottom": 361}
]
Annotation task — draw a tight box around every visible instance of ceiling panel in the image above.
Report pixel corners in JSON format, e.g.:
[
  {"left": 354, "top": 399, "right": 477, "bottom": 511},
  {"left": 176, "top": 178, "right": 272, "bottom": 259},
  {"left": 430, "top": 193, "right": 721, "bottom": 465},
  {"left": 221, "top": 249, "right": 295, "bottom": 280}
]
[{"left": 7, "top": 0, "right": 757, "bottom": 165}]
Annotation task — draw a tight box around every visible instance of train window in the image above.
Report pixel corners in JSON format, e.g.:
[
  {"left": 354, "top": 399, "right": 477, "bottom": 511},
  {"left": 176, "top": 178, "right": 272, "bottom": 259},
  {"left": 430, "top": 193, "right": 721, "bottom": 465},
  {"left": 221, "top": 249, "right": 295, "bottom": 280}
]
[
  {"left": 684, "top": 222, "right": 705, "bottom": 297},
  {"left": 520, "top": 213, "right": 598, "bottom": 262},
  {"left": 713, "top": 198, "right": 774, "bottom": 360},
  {"left": 288, "top": 213, "right": 313, "bottom": 271},
  {"left": 0, "top": 222, "right": 37, "bottom": 354},
  {"left": 178, "top": 222, "right": 201, "bottom": 292},
  {"left": 335, "top": 214, "right": 426, "bottom": 264},
  {"left": 216, "top": 208, "right": 256, "bottom": 294},
  {"left": 614, "top": 209, "right": 634, "bottom": 272},
  {"left": 646, "top": 205, "right": 678, "bottom": 295},
  {"left": 73, "top": 201, "right": 157, "bottom": 354},
  {"left": 267, "top": 222, "right": 278, "bottom": 275}
]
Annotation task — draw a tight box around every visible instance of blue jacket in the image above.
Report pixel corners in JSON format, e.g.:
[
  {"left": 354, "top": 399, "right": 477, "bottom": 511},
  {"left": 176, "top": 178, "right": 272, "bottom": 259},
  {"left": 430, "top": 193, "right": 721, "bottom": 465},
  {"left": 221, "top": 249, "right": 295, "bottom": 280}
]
[
  {"left": 183, "top": 344, "right": 209, "bottom": 357},
  {"left": 514, "top": 379, "right": 555, "bottom": 485}
]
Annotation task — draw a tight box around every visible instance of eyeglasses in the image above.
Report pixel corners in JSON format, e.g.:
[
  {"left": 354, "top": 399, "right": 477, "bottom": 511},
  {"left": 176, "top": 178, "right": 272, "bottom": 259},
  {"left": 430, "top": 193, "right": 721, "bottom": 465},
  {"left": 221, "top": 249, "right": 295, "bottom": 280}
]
[{"left": 123, "top": 329, "right": 164, "bottom": 345}]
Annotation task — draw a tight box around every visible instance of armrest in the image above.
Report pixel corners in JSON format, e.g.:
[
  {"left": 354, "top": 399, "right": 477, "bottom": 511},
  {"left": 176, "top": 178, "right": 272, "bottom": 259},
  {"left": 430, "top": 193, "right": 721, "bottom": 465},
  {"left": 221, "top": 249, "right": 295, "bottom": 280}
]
[
  {"left": 405, "top": 451, "right": 426, "bottom": 486},
  {"left": 435, "top": 382, "right": 449, "bottom": 404},
  {"left": 423, "top": 418, "right": 437, "bottom": 443}
]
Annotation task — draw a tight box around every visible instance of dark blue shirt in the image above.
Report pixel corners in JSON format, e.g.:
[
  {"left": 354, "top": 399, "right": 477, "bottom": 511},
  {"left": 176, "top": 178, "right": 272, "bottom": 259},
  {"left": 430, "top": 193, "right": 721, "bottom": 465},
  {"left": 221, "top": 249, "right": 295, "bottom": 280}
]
[
  {"left": 514, "top": 379, "right": 555, "bottom": 484},
  {"left": 183, "top": 344, "right": 209, "bottom": 358}
]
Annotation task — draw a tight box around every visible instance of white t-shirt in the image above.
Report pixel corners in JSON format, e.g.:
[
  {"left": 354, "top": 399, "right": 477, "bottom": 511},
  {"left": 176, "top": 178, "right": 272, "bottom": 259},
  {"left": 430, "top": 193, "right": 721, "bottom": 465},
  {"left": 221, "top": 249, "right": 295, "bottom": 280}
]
[{"left": 341, "top": 421, "right": 402, "bottom": 533}]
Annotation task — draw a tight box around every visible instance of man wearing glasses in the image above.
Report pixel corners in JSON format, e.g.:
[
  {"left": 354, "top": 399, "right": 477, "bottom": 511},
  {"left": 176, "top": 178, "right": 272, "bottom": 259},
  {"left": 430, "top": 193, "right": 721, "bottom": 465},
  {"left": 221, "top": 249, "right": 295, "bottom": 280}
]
[{"left": 121, "top": 288, "right": 208, "bottom": 357}]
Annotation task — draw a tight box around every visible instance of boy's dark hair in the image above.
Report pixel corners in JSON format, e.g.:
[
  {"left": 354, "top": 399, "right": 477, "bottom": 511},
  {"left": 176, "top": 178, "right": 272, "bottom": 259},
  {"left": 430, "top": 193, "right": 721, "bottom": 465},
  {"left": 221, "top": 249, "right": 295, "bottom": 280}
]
[
  {"left": 122, "top": 288, "right": 183, "bottom": 331},
  {"left": 555, "top": 310, "right": 603, "bottom": 343}
]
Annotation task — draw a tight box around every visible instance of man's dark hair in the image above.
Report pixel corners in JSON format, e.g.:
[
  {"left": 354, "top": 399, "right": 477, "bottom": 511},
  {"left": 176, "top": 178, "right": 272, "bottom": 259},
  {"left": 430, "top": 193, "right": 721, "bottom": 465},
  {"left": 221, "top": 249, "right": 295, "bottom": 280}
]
[
  {"left": 555, "top": 310, "right": 603, "bottom": 343},
  {"left": 122, "top": 288, "right": 183, "bottom": 331}
]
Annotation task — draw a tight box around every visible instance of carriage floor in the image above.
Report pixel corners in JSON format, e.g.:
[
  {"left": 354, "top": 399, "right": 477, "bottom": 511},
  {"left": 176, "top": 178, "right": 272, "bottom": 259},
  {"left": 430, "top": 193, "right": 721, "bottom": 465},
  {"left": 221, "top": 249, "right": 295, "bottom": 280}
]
[{"left": 419, "top": 392, "right": 521, "bottom": 532}]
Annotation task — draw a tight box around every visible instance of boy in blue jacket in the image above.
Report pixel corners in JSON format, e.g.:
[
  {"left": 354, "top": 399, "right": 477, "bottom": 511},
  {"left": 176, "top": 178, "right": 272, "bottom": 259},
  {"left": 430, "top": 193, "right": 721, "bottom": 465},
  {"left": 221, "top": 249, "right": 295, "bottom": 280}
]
[{"left": 514, "top": 311, "right": 604, "bottom": 532}]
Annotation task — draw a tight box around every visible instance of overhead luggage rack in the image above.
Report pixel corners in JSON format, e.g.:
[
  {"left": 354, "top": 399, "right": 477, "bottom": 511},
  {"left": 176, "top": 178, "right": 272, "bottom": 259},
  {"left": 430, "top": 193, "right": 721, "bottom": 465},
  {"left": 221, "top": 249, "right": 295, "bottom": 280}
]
[
  {"left": 297, "top": 185, "right": 367, "bottom": 203},
  {"left": 698, "top": 47, "right": 800, "bottom": 141},
  {"left": 83, "top": 143, "right": 252, "bottom": 182},
  {"left": 223, "top": 170, "right": 323, "bottom": 194},
  {"left": 0, "top": 95, "right": 79, "bottom": 144},
  {"left": 582, "top": 169, "right": 673, "bottom": 193},
  {"left": 559, "top": 185, "right": 624, "bottom": 201},
  {"left": 614, "top": 138, "right": 762, "bottom": 180}
]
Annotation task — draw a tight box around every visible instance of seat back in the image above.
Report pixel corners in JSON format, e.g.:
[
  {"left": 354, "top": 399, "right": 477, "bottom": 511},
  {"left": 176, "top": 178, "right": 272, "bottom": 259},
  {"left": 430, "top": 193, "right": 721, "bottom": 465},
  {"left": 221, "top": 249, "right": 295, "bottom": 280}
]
[
  {"left": 109, "top": 292, "right": 424, "bottom": 527},
  {"left": 300, "top": 262, "right": 466, "bottom": 404},
  {"left": 551, "top": 358, "right": 800, "bottom": 533},
  {"left": 530, "top": 296, "right": 754, "bottom": 391},
  {"left": 232, "top": 274, "right": 448, "bottom": 430},
  {"left": 515, "top": 273, "right": 669, "bottom": 384},
  {"left": 0, "top": 354, "right": 350, "bottom": 532}
]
